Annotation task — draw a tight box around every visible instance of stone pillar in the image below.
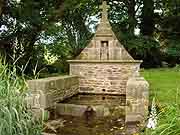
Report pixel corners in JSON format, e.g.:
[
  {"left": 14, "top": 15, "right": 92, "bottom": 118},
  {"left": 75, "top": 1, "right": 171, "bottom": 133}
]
[
  {"left": 26, "top": 90, "right": 48, "bottom": 120},
  {"left": 126, "top": 77, "right": 149, "bottom": 123}
]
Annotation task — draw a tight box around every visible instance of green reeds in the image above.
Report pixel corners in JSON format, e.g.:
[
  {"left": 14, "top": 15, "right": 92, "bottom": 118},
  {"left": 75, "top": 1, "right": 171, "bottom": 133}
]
[{"left": 0, "top": 59, "right": 42, "bottom": 135}]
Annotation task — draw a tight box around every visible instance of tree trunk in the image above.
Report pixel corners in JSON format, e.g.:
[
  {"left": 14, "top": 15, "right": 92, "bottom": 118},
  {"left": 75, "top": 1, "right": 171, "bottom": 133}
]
[
  {"left": 127, "top": 0, "right": 136, "bottom": 35},
  {"left": 140, "top": 0, "right": 154, "bottom": 36},
  {"left": 0, "top": 0, "right": 3, "bottom": 15}
]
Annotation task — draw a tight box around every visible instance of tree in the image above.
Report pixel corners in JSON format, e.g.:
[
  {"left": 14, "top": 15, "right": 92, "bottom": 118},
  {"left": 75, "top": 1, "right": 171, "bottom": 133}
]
[{"left": 0, "top": 0, "right": 65, "bottom": 74}]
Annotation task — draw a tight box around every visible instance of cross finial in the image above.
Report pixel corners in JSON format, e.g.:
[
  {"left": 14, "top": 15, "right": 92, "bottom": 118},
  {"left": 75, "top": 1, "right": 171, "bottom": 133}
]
[{"left": 100, "top": 0, "right": 110, "bottom": 21}]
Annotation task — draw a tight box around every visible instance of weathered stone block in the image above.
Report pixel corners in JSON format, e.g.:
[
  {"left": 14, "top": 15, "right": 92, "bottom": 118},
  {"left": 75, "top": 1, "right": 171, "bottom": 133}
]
[
  {"left": 126, "top": 77, "right": 149, "bottom": 100},
  {"left": 126, "top": 77, "right": 149, "bottom": 123},
  {"left": 27, "top": 76, "right": 79, "bottom": 110},
  {"left": 55, "top": 79, "right": 65, "bottom": 89}
]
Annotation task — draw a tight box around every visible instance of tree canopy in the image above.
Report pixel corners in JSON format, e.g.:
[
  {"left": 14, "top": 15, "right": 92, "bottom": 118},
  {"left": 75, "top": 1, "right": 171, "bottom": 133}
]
[{"left": 0, "top": 0, "right": 180, "bottom": 75}]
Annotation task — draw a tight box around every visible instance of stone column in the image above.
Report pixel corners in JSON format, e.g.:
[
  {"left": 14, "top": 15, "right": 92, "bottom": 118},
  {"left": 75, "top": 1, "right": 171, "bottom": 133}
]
[{"left": 126, "top": 76, "right": 149, "bottom": 123}]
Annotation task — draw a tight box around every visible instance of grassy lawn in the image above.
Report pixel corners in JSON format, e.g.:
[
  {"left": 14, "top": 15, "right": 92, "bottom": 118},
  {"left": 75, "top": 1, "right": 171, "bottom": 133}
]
[
  {"left": 141, "top": 68, "right": 180, "bottom": 105},
  {"left": 140, "top": 68, "right": 180, "bottom": 135}
]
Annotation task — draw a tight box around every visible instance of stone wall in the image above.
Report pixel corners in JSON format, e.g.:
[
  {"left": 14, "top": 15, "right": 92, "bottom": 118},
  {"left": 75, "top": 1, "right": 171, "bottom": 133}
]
[
  {"left": 27, "top": 75, "right": 79, "bottom": 110},
  {"left": 69, "top": 61, "right": 141, "bottom": 95}
]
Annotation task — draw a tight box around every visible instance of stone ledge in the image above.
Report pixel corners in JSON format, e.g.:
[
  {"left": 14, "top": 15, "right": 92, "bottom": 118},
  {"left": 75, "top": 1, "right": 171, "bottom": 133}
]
[
  {"left": 79, "top": 91, "right": 126, "bottom": 96},
  {"left": 27, "top": 75, "right": 78, "bottom": 82},
  {"left": 56, "top": 103, "right": 125, "bottom": 117},
  {"left": 68, "top": 60, "right": 142, "bottom": 63}
]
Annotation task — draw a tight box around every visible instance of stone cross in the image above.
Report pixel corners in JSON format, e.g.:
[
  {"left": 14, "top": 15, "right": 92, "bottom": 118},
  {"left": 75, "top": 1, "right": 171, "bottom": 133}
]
[{"left": 100, "top": 1, "right": 110, "bottom": 22}]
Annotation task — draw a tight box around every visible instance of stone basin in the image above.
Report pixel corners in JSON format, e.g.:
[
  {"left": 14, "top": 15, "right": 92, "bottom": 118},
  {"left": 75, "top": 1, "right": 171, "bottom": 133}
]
[
  {"left": 56, "top": 94, "right": 126, "bottom": 117},
  {"left": 45, "top": 94, "right": 139, "bottom": 135}
]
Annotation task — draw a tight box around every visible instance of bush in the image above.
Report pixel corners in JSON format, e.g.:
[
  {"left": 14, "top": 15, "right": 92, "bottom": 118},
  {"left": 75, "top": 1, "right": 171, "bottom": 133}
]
[
  {"left": 161, "top": 38, "right": 180, "bottom": 67},
  {"left": 0, "top": 59, "right": 42, "bottom": 135}
]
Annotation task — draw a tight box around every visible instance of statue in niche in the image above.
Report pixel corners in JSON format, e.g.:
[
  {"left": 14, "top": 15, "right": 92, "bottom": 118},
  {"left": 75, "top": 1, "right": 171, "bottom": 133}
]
[{"left": 100, "top": 41, "right": 109, "bottom": 60}]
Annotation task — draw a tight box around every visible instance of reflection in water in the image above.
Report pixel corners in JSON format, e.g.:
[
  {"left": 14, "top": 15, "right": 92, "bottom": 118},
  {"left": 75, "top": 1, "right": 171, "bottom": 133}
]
[
  {"left": 83, "top": 106, "right": 96, "bottom": 126},
  {"left": 45, "top": 94, "right": 140, "bottom": 135},
  {"left": 56, "top": 115, "right": 126, "bottom": 135}
]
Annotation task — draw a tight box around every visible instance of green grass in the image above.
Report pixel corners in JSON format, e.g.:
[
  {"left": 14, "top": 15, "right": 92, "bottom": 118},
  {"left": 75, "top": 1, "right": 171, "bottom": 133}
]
[
  {"left": 141, "top": 68, "right": 180, "bottom": 105},
  {"left": 141, "top": 68, "right": 180, "bottom": 135}
]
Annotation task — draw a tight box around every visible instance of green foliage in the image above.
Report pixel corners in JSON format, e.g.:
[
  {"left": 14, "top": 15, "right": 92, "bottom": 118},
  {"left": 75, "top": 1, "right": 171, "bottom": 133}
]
[
  {"left": 166, "top": 39, "right": 180, "bottom": 57},
  {"left": 121, "top": 34, "right": 162, "bottom": 68},
  {"left": 0, "top": 0, "right": 64, "bottom": 74},
  {"left": 38, "top": 0, "right": 98, "bottom": 74},
  {"left": 32, "top": 0, "right": 97, "bottom": 59},
  {"left": 0, "top": 0, "right": 180, "bottom": 75},
  {"left": 0, "top": 59, "right": 42, "bottom": 135},
  {"left": 160, "top": 38, "right": 180, "bottom": 66}
]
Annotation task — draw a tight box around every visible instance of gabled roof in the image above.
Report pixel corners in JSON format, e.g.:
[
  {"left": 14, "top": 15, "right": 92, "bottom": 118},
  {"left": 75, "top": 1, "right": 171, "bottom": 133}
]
[{"left": 75, "top": 1, "right": 134, "bottom": 61}]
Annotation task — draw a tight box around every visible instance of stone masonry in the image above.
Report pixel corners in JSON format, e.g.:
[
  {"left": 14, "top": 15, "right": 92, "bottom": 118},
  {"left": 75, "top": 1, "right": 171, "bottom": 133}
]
[
  {"left": 27, "top": 76, "right": 79, "bottom": 110},
  {"left": 70, "top": 62, "right": 141, "bottom": 94},
  {"left": 126, "top": 77, "right": 149, "bottom": 123}
]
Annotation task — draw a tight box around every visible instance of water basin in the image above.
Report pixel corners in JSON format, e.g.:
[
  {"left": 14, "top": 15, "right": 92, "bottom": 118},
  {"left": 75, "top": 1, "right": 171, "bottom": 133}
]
[{"left": 45, "top": 94, "right": 139, "bottom": 135}]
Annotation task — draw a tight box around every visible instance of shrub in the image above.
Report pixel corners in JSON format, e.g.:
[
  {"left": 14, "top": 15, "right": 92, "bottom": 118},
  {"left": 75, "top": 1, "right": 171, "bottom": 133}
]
[{"left": 161, "top": 38, "right": 180, "bottom": 67}]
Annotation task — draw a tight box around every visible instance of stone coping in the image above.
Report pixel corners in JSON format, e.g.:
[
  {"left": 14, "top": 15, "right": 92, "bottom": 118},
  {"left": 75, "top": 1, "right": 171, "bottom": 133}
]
[
  {"left": 27, "top": 75, "right": 78, "bottom": 82},
  {"left": 68, "top": 60, "right": 142, "bottom": 63}
]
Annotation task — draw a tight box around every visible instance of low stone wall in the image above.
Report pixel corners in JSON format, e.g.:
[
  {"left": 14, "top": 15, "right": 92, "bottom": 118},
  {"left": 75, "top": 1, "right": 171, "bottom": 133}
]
[{"left": 27, "top": 75, "right": 79, "bottom": 110}]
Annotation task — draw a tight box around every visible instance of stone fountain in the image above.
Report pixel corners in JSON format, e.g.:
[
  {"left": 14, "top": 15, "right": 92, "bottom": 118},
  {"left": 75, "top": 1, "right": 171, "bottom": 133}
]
[
  {"left": 27, "top": 1, "right": 149, "bottom": 134},
  {"left": 68, "top": 1, "right": 149, "bottom": 123}
]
